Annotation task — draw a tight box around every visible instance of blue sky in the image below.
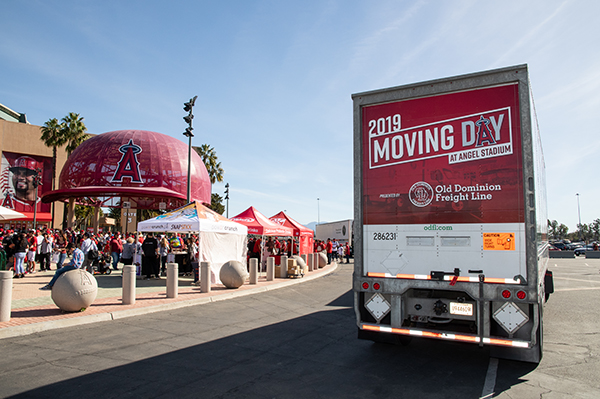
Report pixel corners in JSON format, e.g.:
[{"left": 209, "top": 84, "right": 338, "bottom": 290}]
[{"left": 1, "top": 0, "right": 598, "bottom": 231}]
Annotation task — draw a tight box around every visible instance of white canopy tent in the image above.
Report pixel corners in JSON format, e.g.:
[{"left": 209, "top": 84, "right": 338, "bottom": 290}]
[{"left": 137, "top": 201, "right": 248, "bottom": 284}]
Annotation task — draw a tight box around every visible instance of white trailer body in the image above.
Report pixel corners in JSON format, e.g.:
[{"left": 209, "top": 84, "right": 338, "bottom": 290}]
[
  {"left": 315, "top": 220, "right": 353, "bottom": 244},
  {"left": 352, "top": 65, "right": 551, "bottom": 363}
]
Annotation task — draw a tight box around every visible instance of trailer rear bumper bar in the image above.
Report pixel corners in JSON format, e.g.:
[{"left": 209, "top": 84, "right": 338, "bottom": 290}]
[
  {"left": 360, "top": 323, "right": 529, "bottom": 348},
  {"left": 366, "top": 272, "right": 521, "bottom": 284}
]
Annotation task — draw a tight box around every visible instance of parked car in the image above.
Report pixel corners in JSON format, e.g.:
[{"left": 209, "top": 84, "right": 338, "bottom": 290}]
[
  {"left": 575, "top": 243, "right": 599, "bottom": 256},
  {"left": 551, "top": 242, "right": 566, "bottom": 250},
  {"left": 551, "top": 242, "right": 567, "bottom": 251}
]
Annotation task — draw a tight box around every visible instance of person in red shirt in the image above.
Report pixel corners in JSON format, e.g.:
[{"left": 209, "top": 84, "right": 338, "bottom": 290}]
[
  {"left": 253, "top": 237, "right": 261, "bottom": 260},
  {"left": 344, "top": 243, "right": 350, "bottom": 264},
  {"left": 274, "top": 238, "right": 281, "bottom": 255},
  {"left": 326, "top": 238, "right": 333, "bottom": 264},
  {"left": 27, "top": 232, "right": 37, "bottom": 273},
  {"left": 109, "top": 233, "right": 123, "bottom": 270}
]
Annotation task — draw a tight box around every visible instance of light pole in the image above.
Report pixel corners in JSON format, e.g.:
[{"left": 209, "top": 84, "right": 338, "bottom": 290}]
[
  {"left": 183, "top": 95, "right": 198, "bottom": 203},
  {"left": 317, "top": 198, "right": 320, "bottom": 224},
  {"left": 576, "top": 193, "right": 582, "bottom": 241},
  {"left": 32, "top": 168, "right": 43, "bottom": 229},
  {"left": 224, "top": 183, "right": 230, "bottom": 218}
]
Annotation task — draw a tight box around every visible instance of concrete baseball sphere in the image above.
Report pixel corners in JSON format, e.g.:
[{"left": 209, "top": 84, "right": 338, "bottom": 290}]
[
  {"left": 219, "top": 260, "right": 249, "bottom": 289},
  {"left": 318, "top": 252, "right": 327, "bottom": 268},
  {"left": 291, "top": 255, "right": 307, "bottom": 273},
  {"left": 51, "top": 269, "right": 98, "bottom": 312}
]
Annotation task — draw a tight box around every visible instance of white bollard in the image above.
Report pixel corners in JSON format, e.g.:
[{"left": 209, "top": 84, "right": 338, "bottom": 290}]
[
  {"left": 301, "top": 254, "right": 308, "bottom": 273},
  {"left": 313, "top": 253, "right": 320, "bottom": 269},
  {"left": 279, "top": 255, "right": 288, "bottom": 278},
  {"left": 266, "top": 257, "right": 275, "bottom": 281},
  {"left": 0, "top": 271, "right": 13, "bottom": 322},
  {"left": 166, "top": 262, "right": 178, "bottom": 298},
  {"left": 249, "top": 258, "right": 258, "bottom": 284},
  {"left": 200, "top": 261, "right": 211, "bottom": 293},
  {"left": 307, "top": 253, "right": 314, "bottom": 272},
  {"left": 122, "top": 265, "right": 136, "bottom": 305}
]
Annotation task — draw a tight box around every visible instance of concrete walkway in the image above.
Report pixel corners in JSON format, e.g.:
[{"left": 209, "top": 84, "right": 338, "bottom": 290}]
[{"left": 0, "top": 261, "right": 340, "bottom": 339}]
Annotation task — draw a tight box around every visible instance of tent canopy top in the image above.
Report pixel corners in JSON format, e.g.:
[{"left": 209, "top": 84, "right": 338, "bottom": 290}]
[
  {"left": 230, "top": 206, "right": 293, "bottom": 236},
  {"left": 137, "top": 201, "right": 247, "bottom": 235},
  {"left": 269, "top": 211, "right": 314, "bottom": 238}
]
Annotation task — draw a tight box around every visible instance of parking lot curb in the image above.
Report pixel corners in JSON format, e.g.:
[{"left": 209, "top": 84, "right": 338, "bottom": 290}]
[{"left": 0, "top": 262, "right": 339, "bottom": 339}]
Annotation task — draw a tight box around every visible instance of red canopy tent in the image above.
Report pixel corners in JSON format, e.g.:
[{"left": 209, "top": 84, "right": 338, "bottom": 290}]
[
  {"left": 231, "top": 207, "right": 294, "bottom": 267},
  {"left": 230, "top": 207, "right": 293, "bottom": 236},
  {"left": 269, "top": 211, "right": 314, "bottom": 255}
]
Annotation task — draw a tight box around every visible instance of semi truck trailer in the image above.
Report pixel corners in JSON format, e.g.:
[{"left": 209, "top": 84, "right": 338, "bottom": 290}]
[{"left": 352, "top": 64, "right": 552, "bottom": 363}]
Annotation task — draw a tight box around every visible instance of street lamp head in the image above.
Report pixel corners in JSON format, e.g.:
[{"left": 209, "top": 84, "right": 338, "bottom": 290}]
[
  {"left": 183, "top": 127, "right": 194, "bottom": 138},
  {"left": 183, "top": 95, "right": 198, "bottom": 112}
]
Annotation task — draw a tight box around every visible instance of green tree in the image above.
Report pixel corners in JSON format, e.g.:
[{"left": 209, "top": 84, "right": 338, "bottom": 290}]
[
  {"left": 137, "top": 209, "right": 161, "bottom": 223},
  {"left": 194, "top": 144, "right": 224, "bottom": 184},
  {"left": 107, "top": 207, "right": 123, "bottom": 231},
  {"left": 41, "top": 118, "right": 68, "bottom": 227},
  {"left": 41, "top": 118, "right": 68, "bottom": 190},
  {"left": 208, "top": 193, "right": 225, "bottom": 215},
  {"left": 591, "top": 219, "right": 600, "bottom": 242},
  {"left": 556, "top": 224, "right": 569, "bottom": 240},
  {"left": 548, "top": 220, "right": 558, "bottom": 239},
  {"left": 61, "top": 112, "right": 88, "bottom": 156},
  {"left": 74, "top": 205, "right": 103, "bottom": 230}
]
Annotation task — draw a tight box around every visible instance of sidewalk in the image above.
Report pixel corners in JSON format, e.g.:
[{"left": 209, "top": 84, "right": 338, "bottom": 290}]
[{"left": 0, "top": 261, "right": 340, "bottom": 339}]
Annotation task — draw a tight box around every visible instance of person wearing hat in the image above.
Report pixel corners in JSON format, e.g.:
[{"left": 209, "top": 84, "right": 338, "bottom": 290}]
[
  {"left": 11, "top": 156, "right": 39, "bottom": 202},
  {"left": 2, "top": 156, "right": 41, "bottom": 211}
]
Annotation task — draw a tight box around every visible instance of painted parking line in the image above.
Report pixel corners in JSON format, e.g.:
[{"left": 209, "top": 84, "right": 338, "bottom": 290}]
[
  {"left": 555, "top": 287, "right": 600, "bottom": 292},
  {"left": 553, "top": 277, "right": 600, "bottom": 284},
  {"left": 480, "top": 357, "right": 498, "bottom": 399}
]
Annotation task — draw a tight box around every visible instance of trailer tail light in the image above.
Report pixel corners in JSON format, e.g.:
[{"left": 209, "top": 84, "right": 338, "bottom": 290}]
[
  {"left": 373, "top": 282, "right": 381, "bottom": 290},
  {"left": 516, "top": 290, "right": 527, "bottom": 300},
  {"left": 362, "top": 282, "right": 369, "bottom": 290},
  {"left": 501, "top": 290, "right": 511, "bottom": 299}
]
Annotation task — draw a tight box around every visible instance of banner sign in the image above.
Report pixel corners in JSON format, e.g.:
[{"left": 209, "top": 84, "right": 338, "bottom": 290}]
[
  {"left": 0, "top": 152, "right": 52, "bottom": 214},
  {"left": 362, "top": 84, "right": 524, "bottom": 225}
]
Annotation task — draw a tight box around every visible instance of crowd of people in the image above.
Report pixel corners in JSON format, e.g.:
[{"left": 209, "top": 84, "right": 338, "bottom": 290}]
[
  {"left": 0, "top": 228, "right": 200, "bottom": 287},
  {"left": 0, "top": 227, "right": 353, "bottom": 290},
  {"left": 245, "top": 235, "right": 352, "bottom": 270},
  {"left": 314, "top": 238, "right": 351, "bottom": 264}
]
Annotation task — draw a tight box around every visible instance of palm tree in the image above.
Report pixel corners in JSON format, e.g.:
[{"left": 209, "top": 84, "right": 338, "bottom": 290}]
[
  {"left": 108, "top": 207, "right": 123, "bottom": 231},
  {"left": 61, "top": 112, "right": 88, "bottom": 156},
  {"left": 74, "top": 204, "right": 102, "bottom": 230},
  {"left": 138, "top": 208, "right": 161, "bottom": 222},
  {"left": 194, "top": 144, "right": 224, "bottom": 184},
  {"left": 208, "top": 193, "right": 225, "bottom": 215},
  {"left": 41, "top": 118, "right": 68, "bottom": 226}
]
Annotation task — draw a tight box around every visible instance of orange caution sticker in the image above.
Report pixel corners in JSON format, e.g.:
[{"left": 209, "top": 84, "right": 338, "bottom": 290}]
[{"left": 483, "top": 233, "right": 515, "bottom": 251}]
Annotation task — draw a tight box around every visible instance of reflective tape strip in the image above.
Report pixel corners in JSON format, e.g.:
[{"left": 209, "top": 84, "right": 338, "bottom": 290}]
[
  {"left": 360, "top": 323, "right": 529, "bottom": 348},
  {"left": 483, "top": 337, "right": 529, "bottom": 348},
  {"left": 442, "top": 276, "right": 520, "bottom": 284},
  {"left": 365, "top": 272, "right": 519, "bottom": 284}
]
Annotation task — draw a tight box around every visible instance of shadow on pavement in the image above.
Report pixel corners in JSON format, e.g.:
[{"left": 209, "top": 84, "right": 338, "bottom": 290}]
[{"left": 6, "top": 304, "right": 534, "bottom": 399}]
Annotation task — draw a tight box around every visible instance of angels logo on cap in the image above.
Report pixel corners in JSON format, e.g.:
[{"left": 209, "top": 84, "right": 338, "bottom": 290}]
[{"left": 9, "top": 156, "right": 38, "bottom": 173}]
